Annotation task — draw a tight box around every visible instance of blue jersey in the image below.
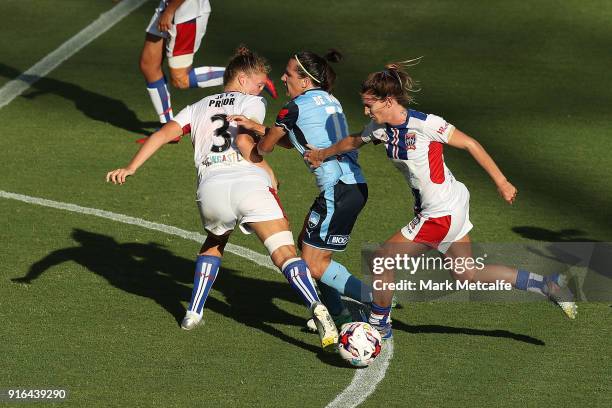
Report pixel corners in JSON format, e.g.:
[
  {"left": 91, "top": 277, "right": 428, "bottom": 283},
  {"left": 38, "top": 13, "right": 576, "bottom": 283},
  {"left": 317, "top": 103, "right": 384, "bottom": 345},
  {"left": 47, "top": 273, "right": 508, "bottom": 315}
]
[{"left": 274, "top": 89, "right": 366, "bottom": 191}]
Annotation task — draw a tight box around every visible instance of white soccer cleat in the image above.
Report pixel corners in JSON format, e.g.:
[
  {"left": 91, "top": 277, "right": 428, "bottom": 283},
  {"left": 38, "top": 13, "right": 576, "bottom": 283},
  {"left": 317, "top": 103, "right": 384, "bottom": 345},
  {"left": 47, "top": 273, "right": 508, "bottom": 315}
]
[
  {"left": 306, "top": 308, "right": 352, "bottom": 332},
  {"left": 545, "top": 274, "right": 578, "bottom": 320},
  {"left": 181, "top": 311, "right": 203, "bottom": 330},
  {"left": 310, "top": 302, "right": 338, "bottom": 351},
  {"left": 558, "top": 301, "right": 578, "bottom": 320}
]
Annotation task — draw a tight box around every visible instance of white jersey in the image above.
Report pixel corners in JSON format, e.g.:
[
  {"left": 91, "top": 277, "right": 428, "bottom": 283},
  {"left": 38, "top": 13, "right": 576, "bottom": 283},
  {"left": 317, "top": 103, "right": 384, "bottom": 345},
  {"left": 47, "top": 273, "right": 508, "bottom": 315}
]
[
  {"left": 157, "top": 0, "right": 211, "bottom": 24},
  {"left": 361, "top": 110, "right": 464, "bottom": 218},
  {"left": 173, "top": 92, "right": 284, "bottom": 236},
  {"left": 173, "top": 92, "right": 268, "bottom": 192}
]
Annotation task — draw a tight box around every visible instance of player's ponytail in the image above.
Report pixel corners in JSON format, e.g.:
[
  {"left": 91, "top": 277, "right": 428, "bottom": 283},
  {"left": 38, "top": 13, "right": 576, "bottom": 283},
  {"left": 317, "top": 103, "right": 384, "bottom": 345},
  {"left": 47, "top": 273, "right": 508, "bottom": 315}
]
[
  {"left": 224, "top": 44, "right": 271, "bottom": 85},
  {"left": 361, "top": 57, "right": 421, "bottom": 106},
  {"left": 294, "top": 49, "right": 343, "bottom": 93}
]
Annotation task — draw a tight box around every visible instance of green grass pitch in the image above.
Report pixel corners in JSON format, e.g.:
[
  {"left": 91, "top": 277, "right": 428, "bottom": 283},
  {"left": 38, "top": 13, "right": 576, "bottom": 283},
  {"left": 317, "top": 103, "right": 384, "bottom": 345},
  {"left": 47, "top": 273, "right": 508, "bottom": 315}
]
[{"left": 1, "top": 0, "right": 611, "bottom": 406}]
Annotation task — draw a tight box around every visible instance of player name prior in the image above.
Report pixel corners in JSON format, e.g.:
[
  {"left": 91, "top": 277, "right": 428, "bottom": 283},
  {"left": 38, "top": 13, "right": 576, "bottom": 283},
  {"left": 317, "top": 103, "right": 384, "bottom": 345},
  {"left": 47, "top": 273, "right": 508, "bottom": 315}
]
[{"left": 373, "top": 279, "right": 512, "bottom": 291}]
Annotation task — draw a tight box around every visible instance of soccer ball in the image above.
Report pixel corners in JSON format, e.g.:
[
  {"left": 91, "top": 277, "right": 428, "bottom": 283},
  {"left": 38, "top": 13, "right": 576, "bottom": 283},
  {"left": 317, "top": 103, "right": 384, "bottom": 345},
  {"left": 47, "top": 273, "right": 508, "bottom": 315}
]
[{"left": 337, "top": 322, "right": 383, "bottom": 367}]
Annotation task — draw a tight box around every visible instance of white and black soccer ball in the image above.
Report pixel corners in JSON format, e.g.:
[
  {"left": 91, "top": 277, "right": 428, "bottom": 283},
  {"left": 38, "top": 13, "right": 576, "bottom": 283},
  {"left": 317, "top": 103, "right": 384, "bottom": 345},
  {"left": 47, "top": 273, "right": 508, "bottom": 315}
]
[{"left": 338, "top": 322, "right": 382, "bottom": 367}]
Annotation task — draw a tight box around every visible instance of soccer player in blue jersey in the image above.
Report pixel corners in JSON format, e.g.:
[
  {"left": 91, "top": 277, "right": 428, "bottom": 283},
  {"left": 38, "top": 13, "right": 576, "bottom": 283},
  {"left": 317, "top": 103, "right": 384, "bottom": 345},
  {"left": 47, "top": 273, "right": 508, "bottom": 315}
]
[
  {"left": 230, "top": 50, "right": 372, "bottom": 329},
  {"left": 305, "top": 61, "right": 577, "bottom": 338}
]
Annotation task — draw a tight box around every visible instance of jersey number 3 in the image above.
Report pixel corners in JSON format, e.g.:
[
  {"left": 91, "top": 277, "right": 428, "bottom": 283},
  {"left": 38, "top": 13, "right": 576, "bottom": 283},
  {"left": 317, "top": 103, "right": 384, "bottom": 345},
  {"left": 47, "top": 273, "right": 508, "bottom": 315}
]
[{"left": 211, "top": 113, "right": 232, "bottom": 153}]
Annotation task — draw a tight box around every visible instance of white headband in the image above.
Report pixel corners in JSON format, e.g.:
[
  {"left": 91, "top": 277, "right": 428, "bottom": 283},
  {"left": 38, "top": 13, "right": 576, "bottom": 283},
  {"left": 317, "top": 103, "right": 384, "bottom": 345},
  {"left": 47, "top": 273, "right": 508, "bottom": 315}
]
[{"left": 294, "top": 55, "right": 321, "bottom": 84}]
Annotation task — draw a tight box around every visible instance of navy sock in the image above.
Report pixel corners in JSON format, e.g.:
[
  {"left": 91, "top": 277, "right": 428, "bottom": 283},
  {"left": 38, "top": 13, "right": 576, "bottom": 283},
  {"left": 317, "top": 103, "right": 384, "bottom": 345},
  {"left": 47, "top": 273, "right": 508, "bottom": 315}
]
[
  {"left": 369, "top": 302, "right": 391, "bottom": 326},
  {"left": 187, "top": 255, "right": 221, "bottom": 314},
  {"left": 318, "top": 283, "right": 344, "bottom": 316},
  {"left": 515, "top": 269, "right": 546, "bottom": 295},
  {"left": 281, "top": 258, "right": 321, "bottom": 307}
]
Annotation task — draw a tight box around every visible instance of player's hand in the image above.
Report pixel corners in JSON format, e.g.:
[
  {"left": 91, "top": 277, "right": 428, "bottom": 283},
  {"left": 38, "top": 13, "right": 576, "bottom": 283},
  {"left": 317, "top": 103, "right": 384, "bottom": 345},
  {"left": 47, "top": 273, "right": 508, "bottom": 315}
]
[
  {"left": 497, "top": 180, "right": 517, "bottom": 204},
  {"left": 106, "top": 168, "right": 135, "bottom": 185},
  {"left": 158, "top": 8, "right": 175, "bottom": 32},
  {"left": 303, "top": 144, "right": 325, "bottom": 169},
  {"left": 228, "top": 115, "right": 256, "bottom": 130}
]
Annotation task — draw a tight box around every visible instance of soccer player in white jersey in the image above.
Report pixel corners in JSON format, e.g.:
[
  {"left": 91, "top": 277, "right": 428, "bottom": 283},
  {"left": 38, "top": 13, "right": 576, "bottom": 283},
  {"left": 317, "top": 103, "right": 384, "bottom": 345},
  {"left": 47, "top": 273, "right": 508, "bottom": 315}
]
[
  {"left": 139, "top": 0, "right": 277, "bottom": 143},
  {"left": 107, "top": 46, "right": 338, "bottom": 351},
  {"left": 305, "top": 61, "right": 577, "bottom": 338}
]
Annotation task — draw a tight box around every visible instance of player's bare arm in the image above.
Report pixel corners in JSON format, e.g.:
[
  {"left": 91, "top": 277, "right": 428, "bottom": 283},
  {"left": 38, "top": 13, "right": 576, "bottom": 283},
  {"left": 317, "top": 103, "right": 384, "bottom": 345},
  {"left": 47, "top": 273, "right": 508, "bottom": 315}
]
[
  {"left": 159, "top": 0, "right": 187, "bottom": 32},
  {"left": 304, "top": 134, "right": 365, "bottom": 168},
  {"left": 447, "top": 128, "right": 517, "bottom": 204},
  {"left": 106, "top": 121, "right": 183, "bottom": 185}
]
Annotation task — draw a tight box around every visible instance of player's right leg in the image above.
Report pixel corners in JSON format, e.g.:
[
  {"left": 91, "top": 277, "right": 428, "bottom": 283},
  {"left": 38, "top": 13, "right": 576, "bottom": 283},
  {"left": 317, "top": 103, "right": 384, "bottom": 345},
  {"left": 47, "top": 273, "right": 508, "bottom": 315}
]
[
  {"left": 141, "top": 5, "right": 175, "bottom": 127},
  {"left": 248, "top": 219, "right": 338, "bottom": 350}
]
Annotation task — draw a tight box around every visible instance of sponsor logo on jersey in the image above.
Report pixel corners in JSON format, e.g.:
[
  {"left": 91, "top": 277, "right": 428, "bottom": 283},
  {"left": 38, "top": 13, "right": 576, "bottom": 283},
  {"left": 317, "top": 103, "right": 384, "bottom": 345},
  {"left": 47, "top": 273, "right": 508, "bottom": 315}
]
[
  {"left": 437, "top": 122, "right": 450, "bottom": 135},
  {"left": 406, "top": 214, "right": 422, "bottom": 234},
  {"left": 203, "top": 151, "right": 243, "bottom": 167},
  {"left": 406, "top": 132, "right": 416, "bottom": 150},
  {"left": 327, "top": 235, "right": 349, "bottom": 245},
  {"left": 307, "top": 211, "right": 320, "bottom": 229}
]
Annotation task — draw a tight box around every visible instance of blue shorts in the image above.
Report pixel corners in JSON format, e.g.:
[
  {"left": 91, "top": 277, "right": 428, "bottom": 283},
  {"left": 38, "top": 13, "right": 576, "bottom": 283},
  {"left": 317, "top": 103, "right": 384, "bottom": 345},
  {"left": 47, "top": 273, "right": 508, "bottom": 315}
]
[{"left": 302, "top": 182, "right": 368, "bottom": 251}]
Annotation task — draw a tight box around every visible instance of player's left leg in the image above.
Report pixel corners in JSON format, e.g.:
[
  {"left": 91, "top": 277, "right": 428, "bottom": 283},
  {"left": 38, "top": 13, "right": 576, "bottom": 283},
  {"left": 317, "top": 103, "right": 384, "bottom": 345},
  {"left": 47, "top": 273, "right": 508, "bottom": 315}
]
[
  {"left": 367, "top": 230, "right": 430, "bottom": 339},
  {"left": 182, "top": 232, "right": 230, "bottom": 330},
  {"left": 166, "top": 15, "right": 224, "bottom": 90},
  {"left": 444, "top": 234, "right": 577, "bottom": 319},
  {"left": 302, "top": 182, "right": 372, "bottom": 305}
]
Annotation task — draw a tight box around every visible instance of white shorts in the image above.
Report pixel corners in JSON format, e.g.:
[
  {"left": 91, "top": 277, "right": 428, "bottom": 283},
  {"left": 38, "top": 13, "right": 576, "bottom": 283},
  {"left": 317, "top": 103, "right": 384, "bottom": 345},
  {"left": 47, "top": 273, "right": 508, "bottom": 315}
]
[
  {"left": 146, "top": 3, "right": 210, "bottom": 69},
  {"left": 196, "top": 167, "right": 285, "bottom": 236},
  {"left": 400, "top": 182, "right": 473, "bottom": 253}
]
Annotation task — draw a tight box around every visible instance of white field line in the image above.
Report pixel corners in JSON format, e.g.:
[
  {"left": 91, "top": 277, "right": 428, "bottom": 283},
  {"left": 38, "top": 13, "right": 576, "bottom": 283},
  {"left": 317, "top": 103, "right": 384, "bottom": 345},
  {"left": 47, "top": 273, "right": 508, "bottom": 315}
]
[
  {"left": 2, "top": 189, "right": 393, "bottom": 407},
  {"left": 0, "top": 190, "right": 275, "bottom": 270},
  {"left": 0, "top": 0, "right": 148, "bottom": 110},
  {"left": 325, "top": 340, "right": 394, "bottom": 408}
]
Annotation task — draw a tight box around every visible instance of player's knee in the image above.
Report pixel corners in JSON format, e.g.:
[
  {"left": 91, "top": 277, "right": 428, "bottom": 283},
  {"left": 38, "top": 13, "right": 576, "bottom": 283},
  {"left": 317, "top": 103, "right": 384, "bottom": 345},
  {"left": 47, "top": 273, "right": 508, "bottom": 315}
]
[
  {"left": 139, "top": 55, "right": 160, "bottom": 77},
  {"left": 171, "top": 72, "right": 191, "bottom": 89},
  {"left": 452, "top": 267, "right": 476, "bottom": 283}
]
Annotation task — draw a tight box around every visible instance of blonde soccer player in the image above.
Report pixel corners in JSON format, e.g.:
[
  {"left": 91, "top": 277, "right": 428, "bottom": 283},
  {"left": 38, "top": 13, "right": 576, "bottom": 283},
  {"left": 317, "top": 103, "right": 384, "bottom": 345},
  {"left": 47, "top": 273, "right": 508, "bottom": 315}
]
[{"left": 107, "top": 46, "right": 337, "bottom": 350}]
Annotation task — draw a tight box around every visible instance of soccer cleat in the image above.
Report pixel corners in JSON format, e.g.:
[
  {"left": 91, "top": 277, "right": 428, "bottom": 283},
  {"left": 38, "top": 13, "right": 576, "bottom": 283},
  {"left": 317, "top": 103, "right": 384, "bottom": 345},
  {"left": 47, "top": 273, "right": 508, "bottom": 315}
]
[
  {"left": 371, "top": 322, "right": 393, "bottom": 340},
  {"left": 544, "top": 274, "right": 578, "bottom": 319},
  {"left": 181, "top": 311, "right": 203, "bottom": 330},
  {"left": 263, "top": 77, "right": 278, "bottom": 99},
  {"left": 306, "top": 308, "right": 353, "bottom": 332},
  {"left": 310, "top": 302, "right": 338, "bottom": 351}
]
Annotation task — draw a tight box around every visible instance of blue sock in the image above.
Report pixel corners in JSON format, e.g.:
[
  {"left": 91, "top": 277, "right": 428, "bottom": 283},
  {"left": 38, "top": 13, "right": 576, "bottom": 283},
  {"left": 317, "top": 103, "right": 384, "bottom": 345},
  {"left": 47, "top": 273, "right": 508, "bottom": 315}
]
[
  {"left": 187, "top": 255, "right": 221, "bottom": 314},
  {"left": 282, "top": 258, "right": 321, "bottom": 307},
  {"left": 515, "top": 269, "right": 546, "bottom": 295},
  {"left": 318, "top": 283, "right": 344, "bottom": 316},
  {"left": 188, "top": 66, "right": 225, "bottom": 88},
  {"left": 146, "top": 77, "right": 173, "bottom": 123},
  {"left": 320, "top": 261, "right": 373, "bottom": 303},
  {"left": 369, "top": 302, "right": 391, "bottom": 326}
]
